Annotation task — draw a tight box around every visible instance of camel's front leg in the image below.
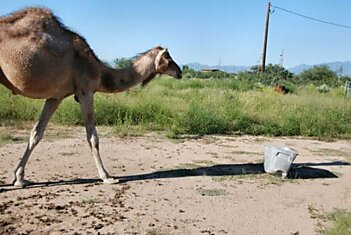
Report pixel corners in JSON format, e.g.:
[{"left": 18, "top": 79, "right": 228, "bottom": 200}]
[
  {"left": 13, "top": 98, "right": 62, "bottom": 187},
  {"left": 79, "top": 92, "right": 118, "bottom": 184}
]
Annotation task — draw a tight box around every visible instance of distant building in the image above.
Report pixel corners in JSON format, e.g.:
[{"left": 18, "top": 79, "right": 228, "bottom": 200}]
[{"left": 201, "top": 68, "right": 220, "bottom": 72}]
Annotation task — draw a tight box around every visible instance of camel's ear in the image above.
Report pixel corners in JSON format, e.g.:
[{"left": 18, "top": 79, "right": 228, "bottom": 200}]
[{"left": 155, "top": 48, "right": 169, "bottom": 73}]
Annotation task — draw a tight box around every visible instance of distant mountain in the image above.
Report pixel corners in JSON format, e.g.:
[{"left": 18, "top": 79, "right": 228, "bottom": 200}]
[
  {"left": 186, "top": 63, "right": 249, "bottom": 73},
  {"left": 289, "top": 61, "right": 351, "bottom": 76},
  {"left": 185, "top": 61, "right": 351, "bottom": 76},
  {"left": 186, "top": 63, "right": 207, "bottom": 71},
  {"left": 287, "top": 64, "right": 311, "bottom": 74}
]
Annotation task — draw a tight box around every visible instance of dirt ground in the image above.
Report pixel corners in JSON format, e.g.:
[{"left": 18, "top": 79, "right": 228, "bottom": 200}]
[{"left": 0, "top": 127, "right": 350, "bottom": 235}]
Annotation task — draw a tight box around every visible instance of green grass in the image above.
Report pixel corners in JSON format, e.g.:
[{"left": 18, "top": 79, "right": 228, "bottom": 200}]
[
  {"left": 308, "top": 205, "right": 351, "bottom": 235},
  {"left": 1, "top": 77, "right": 351, "bottom": 139},
  {"left": 320, "top": 209, "right": 351, "bottom": 235},
  {"left": 316, "top": 208, "right": 351, "bottom": 235}
]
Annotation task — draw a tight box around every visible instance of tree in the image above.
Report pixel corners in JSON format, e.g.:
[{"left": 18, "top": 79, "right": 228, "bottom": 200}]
[
  {"left": 113, "top": 57, "right": 132, "bottom": 69},
  {"left": 237, "top": 64, "right": 294, "bottom": 85},
  {"left": 250, "top": 64, "right": 293, "bottom": 80},
  {"left": 299, "top": 65, "right": 337, "bottom": 83}
]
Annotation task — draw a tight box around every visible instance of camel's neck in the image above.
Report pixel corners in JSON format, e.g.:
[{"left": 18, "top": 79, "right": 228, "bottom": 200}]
[{"left": 98, "top": 57, "right": 157, "bottom": 93}]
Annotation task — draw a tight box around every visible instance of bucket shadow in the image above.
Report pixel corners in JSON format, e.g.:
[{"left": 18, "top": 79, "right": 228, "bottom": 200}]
[
  {"left": 289, "top": 161, "right": 349, "bottom": 179},
  {"left": 0, "top": 161, "right": 348, "bottom": 191}
]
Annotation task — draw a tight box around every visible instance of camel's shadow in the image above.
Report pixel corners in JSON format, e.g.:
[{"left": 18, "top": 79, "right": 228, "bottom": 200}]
[
  {"left": 0, "top": 161, "right": 349, "bottom": 192},
  {"left": 118, "top": 161, "right": 348, "bottom": 183}
]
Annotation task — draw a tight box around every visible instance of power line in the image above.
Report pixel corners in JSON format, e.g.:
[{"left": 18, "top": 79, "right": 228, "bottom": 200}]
[{"left": 272, "top": 4, "right": 351, "bottom": 30}]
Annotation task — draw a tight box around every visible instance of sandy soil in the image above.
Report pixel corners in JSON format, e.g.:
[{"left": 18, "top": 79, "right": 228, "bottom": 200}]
[{"left": 0, "top": 129, "right": 350, "bottom": 235}]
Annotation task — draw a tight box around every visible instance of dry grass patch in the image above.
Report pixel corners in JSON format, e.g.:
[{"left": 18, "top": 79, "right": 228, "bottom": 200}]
[
  {"left": 212, "top": 173, "right": 289, "bottom": 186},
  {"left": 197, "top": 188, "right": 228, "bottom": 196},
  {"left": 0, "top": 131, "right": 26, "bottom": 146},
  {"left": 312, "top": 148, "right": 350, "bottom": 162},
  {"left": 172, "top": 160, "right": 217, "bottom": 170},
  {"left": 312, "top": 148, "right": 349, "bottom": 157},
  {"left": 146, "top": 228, "right": 169, "bottom": 235},
  {"left": 230, "top": 150, "right": 261, "bottom": 156}
]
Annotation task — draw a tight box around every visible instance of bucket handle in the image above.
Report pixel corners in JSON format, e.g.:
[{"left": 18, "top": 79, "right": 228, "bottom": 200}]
[{"left": 275, "top": 151, "right": 298, "bottom": 160}]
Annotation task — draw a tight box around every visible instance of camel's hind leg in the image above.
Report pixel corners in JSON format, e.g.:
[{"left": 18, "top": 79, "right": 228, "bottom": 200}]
[
  {"left": 13, "top": 98, "right": 62, "bottom": 187},
  {"left": 78, "top": 91, "right": 118, "bottom": 184}
]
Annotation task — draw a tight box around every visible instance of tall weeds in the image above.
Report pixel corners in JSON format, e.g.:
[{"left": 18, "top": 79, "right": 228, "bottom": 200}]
[{"left": 1, "top": 77, "right": 351, "bottom": 138}]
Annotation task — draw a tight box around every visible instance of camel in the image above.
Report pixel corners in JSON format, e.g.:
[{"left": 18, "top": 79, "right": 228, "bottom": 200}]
[{"left": 0, "top": 7, "right": 182, "bottom": 187}]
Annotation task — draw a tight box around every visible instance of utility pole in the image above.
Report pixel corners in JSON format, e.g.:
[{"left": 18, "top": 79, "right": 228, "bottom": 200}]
[
  {"left": 280, "top": 49, "right": 284, "bottom": 67},
  {"left": 261, "top": 2, "right": 271, "bottom": 73}
]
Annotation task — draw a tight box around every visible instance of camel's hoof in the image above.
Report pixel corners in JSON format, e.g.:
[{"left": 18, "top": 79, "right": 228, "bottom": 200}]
[
  {"left": 103, "top": 178, "right": 119, "bottom": 184},
  {"left": 14, "top": 179, "right": 31, "bottom": 188}
]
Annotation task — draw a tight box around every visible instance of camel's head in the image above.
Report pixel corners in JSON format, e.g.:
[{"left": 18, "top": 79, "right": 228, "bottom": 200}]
[{"left": 155, "top": 48, "right": 182, "bottom": 79}]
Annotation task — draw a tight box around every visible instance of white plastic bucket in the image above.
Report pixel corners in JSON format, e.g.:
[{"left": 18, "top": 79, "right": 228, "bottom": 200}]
[{"left": 264, "top": 145, "right": 298, "bottom": 178}]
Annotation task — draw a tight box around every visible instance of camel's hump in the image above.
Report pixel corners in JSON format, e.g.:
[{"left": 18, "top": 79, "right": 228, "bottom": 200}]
[{"left": 0, "top": 7, "right": 56, "bottom": 24}]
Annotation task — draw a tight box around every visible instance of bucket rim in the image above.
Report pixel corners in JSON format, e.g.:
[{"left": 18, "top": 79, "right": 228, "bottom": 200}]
[{"left": 264, "top": 144, "right": 297, "bottom": 154}]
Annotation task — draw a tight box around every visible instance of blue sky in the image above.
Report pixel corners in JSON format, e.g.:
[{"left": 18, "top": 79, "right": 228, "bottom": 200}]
[{"left": 1, "top": 0, "right": 351, "bottom": 68}]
